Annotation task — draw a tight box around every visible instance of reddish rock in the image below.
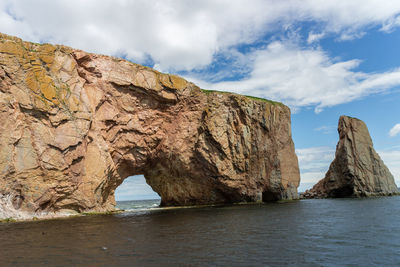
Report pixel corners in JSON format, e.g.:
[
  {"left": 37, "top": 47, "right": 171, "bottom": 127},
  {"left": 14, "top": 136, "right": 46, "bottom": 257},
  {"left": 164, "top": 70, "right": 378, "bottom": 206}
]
[
  {"left": 303, "top": 116, "right": 398, "bottom": 198},
  {"left": 0, "top": 33, "right": 300, "bottom": 219}
]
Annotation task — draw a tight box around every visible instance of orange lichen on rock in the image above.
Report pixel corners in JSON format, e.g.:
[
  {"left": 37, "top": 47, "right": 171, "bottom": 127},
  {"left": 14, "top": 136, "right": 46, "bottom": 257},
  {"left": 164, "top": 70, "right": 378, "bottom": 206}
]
[
  {"left": 0, "top": 35, "right": 70, "bottom": 108},
  {"left": 0, "top": 40, "right": 25, "bottom": 57},
  {"left": 0, "top": 33, "right": 300, "bottom": 220},
  {"left": 37, "top": 44, "right": 56, "bottom": 65},
  {"left": 169, "top": 74, "right": 187, "bottom": 90}
]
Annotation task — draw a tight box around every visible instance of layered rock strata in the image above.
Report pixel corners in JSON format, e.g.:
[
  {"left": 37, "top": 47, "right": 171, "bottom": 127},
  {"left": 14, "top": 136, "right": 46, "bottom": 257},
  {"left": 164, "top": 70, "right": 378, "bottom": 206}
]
[
  {"left": 0, "top": 33, "right": 300, "bottom": 219},
  {"left": 303, "top": 116, "right": 398, "bottom": 198}
]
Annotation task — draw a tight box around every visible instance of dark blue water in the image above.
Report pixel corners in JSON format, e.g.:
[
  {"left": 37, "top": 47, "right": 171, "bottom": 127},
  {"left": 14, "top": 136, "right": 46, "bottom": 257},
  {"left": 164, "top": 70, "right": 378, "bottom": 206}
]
[{"left": 1, "top": 197, "right": 400, "bottom": 266}]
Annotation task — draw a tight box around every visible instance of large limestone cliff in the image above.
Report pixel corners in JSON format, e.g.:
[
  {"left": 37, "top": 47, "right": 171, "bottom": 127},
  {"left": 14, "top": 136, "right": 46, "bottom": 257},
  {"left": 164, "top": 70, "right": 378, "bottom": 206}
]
[
  {"left": 303, "top": 116, "right": 398, "bottom": 198},
  {"left": 0, "top": 33, "right": 299, "bottom": 219}
]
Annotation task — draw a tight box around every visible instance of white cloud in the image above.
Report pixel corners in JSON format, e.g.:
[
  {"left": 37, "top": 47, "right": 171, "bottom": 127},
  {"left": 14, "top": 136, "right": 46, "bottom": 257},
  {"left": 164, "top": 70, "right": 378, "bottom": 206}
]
[
  {"left": 338, "top": 31, "right": 366, "bottom": 41},
  {"left": 189, "top": 42, "right": 400, "bottom": 112},
  {"left": 381, "top": 15, "right": 400, "bottom": 32},
  {"left": 295, "top": 146, "right": 335, "bottom": 191},
  {"left": 389, "top": 123, "right": 400, "bottom": 137},
  {"left": 314, "top": 125, "right": 336, "bottom": 135},
  {"left": 2, "top": 0, "right": 400, "bottom": 71},
  {"left": 296, "top": 147, "right": 335, "bottom": 169},
  {"left": 307, "top": 32, "right": 325, "bottom": 44},
  {"left": 296, "top": 146, "right": 335, "bottom": 182},
  {"left": 299, "top": 172, "right": 327, "bottom": 184}
]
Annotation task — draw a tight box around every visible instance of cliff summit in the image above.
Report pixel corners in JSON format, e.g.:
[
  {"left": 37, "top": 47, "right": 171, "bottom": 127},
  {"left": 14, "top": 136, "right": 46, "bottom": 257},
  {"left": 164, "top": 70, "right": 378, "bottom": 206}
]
[{"left": 0, "top": 33, "right": 300, "bottom": 219}]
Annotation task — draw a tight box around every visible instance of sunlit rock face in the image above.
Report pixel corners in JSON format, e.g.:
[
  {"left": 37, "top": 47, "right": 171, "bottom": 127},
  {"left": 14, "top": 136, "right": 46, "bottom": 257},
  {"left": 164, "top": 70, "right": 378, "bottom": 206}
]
[
  {"left": 303, "top": 116, "right": 399, "bottom": 198},
  {"left": 0, "top": 33, "right": 300, "bottom": 219}
]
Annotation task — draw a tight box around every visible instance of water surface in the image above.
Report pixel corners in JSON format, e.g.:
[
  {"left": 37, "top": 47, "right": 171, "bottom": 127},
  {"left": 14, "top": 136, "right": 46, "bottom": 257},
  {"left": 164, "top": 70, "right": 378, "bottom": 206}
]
[{"left": 1, "top": 197, "right": 399, "bottom": 266}]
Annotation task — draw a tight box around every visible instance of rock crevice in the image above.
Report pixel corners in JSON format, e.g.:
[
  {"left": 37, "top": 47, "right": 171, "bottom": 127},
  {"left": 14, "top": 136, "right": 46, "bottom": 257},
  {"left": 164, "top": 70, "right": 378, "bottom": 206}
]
[{"left": 0, "top": 33, "right": 300, "bottom": 219}]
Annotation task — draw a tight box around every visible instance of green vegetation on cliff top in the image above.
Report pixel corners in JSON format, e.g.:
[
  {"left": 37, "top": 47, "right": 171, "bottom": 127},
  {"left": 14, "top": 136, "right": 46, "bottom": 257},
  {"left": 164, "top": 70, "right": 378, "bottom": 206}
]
[
  {"left": 1, "top": 33, "right": 284, "bottom": 107},
  {"left": 201, "top": 89, "right": 284, "bottom": 106}
]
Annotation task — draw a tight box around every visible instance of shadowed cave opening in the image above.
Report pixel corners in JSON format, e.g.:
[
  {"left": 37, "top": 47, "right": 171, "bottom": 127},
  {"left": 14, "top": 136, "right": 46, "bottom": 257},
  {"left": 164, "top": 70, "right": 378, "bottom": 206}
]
[
  {"left": 115, "top": 175, "right": 161, "bottom": 202},
  {"left": 262, "top": 191, "right": 281, "bottom": 202},
  {"left": 329, "top": 186, "right": 354, "bottom": 198}
]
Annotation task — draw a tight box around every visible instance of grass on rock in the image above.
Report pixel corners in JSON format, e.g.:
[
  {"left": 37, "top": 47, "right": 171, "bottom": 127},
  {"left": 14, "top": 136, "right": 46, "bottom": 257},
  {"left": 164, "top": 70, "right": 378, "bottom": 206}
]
[{"left": 201, "top": 89, "right": 283, "bottom": 106}]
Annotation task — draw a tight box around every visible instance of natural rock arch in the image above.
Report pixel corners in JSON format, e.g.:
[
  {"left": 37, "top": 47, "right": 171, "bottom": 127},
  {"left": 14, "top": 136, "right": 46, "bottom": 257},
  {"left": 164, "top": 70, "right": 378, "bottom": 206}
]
[{"left": 0, "top": 33, "right": 300, "bottom": 218}]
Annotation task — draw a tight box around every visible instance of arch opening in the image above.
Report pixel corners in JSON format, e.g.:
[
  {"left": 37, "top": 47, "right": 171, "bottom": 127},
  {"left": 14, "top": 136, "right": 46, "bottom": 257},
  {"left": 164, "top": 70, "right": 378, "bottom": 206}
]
[{"left": 115, "top": 175, "right": 161, "bottom": 208}]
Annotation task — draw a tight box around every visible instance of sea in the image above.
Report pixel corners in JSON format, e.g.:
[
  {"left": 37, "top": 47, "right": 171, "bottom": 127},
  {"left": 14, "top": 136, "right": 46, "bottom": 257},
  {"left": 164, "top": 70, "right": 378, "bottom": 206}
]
[{"left": 1, "top": 197, "right": 400, "bottom": 266}]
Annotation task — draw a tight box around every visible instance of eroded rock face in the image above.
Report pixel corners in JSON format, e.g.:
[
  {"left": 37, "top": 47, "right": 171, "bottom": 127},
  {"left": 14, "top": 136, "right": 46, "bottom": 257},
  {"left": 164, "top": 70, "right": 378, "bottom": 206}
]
[
  {"left": 0, "top": 33, "right": 300, "bottom": 219},
  {"left": 303, "top": 116, "right": 398, "bottom": 198}
]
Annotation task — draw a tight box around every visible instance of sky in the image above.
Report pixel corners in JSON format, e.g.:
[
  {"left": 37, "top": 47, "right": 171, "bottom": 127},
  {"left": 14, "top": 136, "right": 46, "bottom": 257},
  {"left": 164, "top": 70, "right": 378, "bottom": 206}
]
[{"left": 1, "top": 0, "right": 399, "bottom": 200}]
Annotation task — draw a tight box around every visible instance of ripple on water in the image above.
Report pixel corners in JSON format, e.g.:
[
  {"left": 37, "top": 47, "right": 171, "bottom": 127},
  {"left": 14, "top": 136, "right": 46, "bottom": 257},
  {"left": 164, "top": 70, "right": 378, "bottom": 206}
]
[{"left": 0, "top": 197, "right": 400, "bottom": 266}]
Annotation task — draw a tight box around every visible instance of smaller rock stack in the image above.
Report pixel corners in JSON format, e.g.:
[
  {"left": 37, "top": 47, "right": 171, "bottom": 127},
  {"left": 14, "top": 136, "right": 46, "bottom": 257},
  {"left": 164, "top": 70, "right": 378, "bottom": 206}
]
[{"left": 303, "top": 115, "right": 398, "bottom": 198}]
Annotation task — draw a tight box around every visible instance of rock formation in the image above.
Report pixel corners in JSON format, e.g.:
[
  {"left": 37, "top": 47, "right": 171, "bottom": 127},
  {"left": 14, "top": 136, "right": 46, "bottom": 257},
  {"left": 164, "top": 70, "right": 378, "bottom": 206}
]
[
  {"left": 0, "top": 33, "right": 300, "bottom": 219},
  {"left": 303, "top": 116, "right": 398, "bottom": 198}
]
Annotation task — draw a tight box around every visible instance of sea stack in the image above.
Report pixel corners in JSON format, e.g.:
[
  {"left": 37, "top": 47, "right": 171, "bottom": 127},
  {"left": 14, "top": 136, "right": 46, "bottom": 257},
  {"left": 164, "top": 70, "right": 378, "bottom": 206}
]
[
  {"left": 0, "top": 33, "right": 300, "bottom": 219},
  {"left": 303, "top": 115, "right": 398, "bottom": 198}
]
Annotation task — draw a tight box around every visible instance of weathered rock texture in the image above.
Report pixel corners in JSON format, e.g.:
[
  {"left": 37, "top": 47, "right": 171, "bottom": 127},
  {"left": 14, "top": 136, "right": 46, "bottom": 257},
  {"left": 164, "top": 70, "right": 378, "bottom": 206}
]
[
  {"left": 0, "top": 33, "right": 299, "bottom": 219},
  {"left": 303, "top": 116, "right": 398, "bottom": 198}
]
